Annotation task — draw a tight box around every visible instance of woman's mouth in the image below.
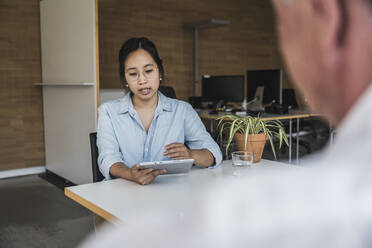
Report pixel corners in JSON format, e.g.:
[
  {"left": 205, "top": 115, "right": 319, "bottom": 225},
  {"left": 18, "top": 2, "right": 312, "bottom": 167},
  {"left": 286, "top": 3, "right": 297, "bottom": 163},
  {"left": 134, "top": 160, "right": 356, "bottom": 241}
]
[{"left": 139, "top": 88, "right": 151, "bottom": 95}]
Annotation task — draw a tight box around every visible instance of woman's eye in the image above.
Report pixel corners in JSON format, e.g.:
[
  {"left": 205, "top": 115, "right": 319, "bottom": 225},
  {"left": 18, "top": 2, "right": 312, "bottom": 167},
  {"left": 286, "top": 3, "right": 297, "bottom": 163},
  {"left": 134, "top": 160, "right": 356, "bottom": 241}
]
[
  {"left": 145, "top": 69, "right": 154, "bottom": 74},
  {"left": 129, "top": 72, "right": 137, "bottom": 77}
]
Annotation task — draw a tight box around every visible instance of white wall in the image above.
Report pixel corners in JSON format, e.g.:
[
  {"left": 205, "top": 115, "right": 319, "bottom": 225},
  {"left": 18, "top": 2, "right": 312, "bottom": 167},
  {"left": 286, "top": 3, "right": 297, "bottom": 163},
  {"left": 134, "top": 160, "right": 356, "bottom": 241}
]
[{"left": 99, "top": 89, "right": 126, "bottom": 105}]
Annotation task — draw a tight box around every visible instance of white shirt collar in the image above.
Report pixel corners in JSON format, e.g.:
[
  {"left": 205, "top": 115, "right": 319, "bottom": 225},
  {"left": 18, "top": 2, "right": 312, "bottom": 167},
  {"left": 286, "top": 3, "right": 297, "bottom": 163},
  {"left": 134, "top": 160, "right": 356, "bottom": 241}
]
[{"left": 333, "top": 84, "right": 372, "bottom": 146}]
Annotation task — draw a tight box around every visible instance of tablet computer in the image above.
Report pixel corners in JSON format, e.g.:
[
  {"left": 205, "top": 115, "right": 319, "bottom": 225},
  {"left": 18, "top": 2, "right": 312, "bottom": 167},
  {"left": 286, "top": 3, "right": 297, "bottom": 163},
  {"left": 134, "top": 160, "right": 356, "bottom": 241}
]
[{"left": 139, "top": 159, "right": 194, "bottom": 174}]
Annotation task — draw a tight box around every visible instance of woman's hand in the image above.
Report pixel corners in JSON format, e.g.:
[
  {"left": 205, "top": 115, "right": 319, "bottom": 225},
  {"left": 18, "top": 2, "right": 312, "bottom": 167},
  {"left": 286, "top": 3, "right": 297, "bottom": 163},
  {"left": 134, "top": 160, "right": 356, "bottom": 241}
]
[
  {"left": 129, "top": 164, "right": 166, "bottom": 185},
  {"left": 163, "top": 144, "right": 215, "bottom": 167},
  {"left": 163, "top": 143, "right": 193, "bottom": 160}
]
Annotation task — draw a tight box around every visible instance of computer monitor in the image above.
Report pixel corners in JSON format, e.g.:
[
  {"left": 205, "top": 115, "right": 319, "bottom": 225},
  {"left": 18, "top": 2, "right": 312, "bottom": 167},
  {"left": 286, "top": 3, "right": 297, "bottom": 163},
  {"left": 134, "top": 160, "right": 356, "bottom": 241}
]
[
  {"left": 246, "top": 69, "right": 282, "bottom": 104},
  {"left": 202, "top": 75, "right": 244, "bottom": 102}
]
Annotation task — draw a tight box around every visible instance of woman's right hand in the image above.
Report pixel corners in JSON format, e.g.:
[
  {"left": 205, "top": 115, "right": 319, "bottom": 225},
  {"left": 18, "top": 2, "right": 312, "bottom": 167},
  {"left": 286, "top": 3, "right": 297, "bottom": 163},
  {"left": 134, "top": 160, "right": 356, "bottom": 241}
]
[{"left": 129, "top": 164, "right": 166, "bottom": 185}]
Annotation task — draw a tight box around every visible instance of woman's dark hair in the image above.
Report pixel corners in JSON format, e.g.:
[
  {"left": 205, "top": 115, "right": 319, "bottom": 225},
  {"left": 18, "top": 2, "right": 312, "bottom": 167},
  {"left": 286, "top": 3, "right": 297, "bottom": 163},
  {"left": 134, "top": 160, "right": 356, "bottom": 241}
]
[{"left": 119, "top": 37, "right": 164, "bottom": 86}]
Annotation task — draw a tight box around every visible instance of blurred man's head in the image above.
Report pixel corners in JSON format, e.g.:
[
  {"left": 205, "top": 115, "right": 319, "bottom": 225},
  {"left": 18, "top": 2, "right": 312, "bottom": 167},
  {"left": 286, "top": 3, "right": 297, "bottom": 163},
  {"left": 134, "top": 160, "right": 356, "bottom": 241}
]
[{"left": 272, "top": 0, "right": 372, "bottom": 127}]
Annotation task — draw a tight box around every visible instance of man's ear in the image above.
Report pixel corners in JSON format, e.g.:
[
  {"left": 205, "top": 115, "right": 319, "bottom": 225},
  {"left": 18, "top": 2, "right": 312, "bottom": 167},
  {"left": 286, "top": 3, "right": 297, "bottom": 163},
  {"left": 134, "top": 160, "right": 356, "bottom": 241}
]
[
  {"left": 311, "top": 0, "right": 346, "bottom": 69},
  {"left": 312, "top": 0, "right": 347, "bottom": 47}
]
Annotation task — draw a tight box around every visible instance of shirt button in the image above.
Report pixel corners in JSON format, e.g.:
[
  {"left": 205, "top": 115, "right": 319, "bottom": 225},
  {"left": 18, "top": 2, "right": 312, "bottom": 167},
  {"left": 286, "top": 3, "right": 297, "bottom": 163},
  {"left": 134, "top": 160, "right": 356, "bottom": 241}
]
[{"left": 145, "top": 148, "right": 149, "bottom": 152}]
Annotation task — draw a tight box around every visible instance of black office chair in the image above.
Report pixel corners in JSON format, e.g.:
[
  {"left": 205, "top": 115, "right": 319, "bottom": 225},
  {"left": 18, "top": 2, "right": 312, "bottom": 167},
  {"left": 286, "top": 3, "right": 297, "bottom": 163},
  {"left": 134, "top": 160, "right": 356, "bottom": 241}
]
[
  {"left": 89, "top": 132, "right": 105, "bottom": 182},
  {"left": 282, "top": 88, "right": 299, "bottom": 109},
  {"left": 159, "top": 85, "right": 177, "bottom": 99},
  {"left": 277, "top": 89, "right": 330, "bottom": 158},
  {"left": 276, "top": 89, "right": 312, "bottom": 156},
  {"left": 282, "top": 88, "right": 321, "bottom": 137}
]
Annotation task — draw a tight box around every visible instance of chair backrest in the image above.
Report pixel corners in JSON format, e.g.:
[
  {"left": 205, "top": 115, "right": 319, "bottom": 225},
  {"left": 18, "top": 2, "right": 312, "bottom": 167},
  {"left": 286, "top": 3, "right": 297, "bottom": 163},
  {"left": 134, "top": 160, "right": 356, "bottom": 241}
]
[
  {"left": 89, "top": 132, "right": 105, "bottom": 182},
  {"left": 282, "top": 88, "right": 298, "bottom": 109},
  {"left": 159, "top": 86, "right": 177, "bottom": 99}
]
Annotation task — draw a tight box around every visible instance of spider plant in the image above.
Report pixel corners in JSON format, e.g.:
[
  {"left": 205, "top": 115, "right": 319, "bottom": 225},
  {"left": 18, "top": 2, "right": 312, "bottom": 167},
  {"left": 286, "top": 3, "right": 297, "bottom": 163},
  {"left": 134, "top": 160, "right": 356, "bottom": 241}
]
[{"left": 217, "top": 114, "right": 289, "bottom": 159}]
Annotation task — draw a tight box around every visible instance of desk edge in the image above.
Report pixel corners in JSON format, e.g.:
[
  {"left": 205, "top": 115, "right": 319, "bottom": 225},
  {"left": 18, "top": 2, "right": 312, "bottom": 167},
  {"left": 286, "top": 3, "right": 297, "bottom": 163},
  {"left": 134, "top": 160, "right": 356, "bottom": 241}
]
[
  {"left": 200, "top": 113, "right": 320, "bottom": 121},
  {"left": 64, "top": 187, "right": 119, "bottom": 223}
]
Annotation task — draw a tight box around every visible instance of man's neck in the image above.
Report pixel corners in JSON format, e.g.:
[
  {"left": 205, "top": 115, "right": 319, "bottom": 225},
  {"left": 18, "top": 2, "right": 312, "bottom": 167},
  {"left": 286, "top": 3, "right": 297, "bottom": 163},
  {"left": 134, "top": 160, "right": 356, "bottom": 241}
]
[
  {"left": 333, "top": 82, "right": 372, "bottom": 128},
  {"left": 333, "top": 2, "right": 372, "bottom": 127}
]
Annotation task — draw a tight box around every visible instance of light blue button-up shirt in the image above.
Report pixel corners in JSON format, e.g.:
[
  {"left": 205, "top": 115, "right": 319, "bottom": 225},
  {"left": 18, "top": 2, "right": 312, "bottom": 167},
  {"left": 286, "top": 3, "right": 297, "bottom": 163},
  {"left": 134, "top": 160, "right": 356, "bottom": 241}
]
[{"left": 97, "top": 92, "right": 222, "bottom": 179}]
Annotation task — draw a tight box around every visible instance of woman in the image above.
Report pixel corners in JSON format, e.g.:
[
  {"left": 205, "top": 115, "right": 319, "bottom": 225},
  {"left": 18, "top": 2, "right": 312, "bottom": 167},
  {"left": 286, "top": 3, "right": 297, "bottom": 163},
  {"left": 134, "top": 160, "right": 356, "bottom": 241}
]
[{"left": 97, "top": 37, "right": 222, "bottom": 185}]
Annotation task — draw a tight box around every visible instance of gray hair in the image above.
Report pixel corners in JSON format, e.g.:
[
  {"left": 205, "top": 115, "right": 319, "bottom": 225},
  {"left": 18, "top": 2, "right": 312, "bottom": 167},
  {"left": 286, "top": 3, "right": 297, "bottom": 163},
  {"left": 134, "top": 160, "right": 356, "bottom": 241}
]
[
  {"left": 279, "top": 0, "right": 371, "bottom": 7},
  {"left": 279, "top": 0, "right": 295, "bottom": 4},
  {"left": 278, "top": 0, "right": 372, "bottom": 12}
]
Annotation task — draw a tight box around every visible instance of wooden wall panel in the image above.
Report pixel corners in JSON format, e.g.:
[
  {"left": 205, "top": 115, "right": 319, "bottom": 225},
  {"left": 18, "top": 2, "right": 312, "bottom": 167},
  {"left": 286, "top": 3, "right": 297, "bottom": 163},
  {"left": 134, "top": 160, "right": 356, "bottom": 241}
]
[
  {"left": 98, "top": 0, "right": 293, "bottom": 101},
  {"left": 0, "top": 1, "right": 44, "bottom": 171}
]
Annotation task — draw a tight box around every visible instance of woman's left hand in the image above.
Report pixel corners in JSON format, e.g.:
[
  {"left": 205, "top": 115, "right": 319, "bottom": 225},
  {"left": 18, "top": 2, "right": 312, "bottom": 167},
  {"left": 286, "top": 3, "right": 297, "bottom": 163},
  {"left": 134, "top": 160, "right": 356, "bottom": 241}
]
[{"left": 163, "top": 143, "right": 193, "bottom": 160}]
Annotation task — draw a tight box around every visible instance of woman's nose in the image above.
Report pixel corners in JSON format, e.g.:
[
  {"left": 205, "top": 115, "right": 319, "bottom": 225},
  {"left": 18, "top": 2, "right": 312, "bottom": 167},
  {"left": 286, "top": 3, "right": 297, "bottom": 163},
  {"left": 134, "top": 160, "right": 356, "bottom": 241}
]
[{"left": 137, "top": 73, "right": 147, "bottom": 84}]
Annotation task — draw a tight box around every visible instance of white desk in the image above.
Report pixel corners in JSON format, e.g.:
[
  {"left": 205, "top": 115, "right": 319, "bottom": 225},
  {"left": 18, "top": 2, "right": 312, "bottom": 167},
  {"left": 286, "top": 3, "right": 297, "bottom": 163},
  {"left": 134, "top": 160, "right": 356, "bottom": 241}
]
[{"left": 65, "top": 160, "right": 289, "bottom": 224}]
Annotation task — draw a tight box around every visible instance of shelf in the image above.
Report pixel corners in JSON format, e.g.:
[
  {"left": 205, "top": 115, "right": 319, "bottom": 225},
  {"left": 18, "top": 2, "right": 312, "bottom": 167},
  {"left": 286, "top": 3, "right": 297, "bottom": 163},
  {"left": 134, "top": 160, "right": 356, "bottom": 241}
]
[
  {"left": 184, "top": 19, "right": 230, "bottom": 29},
  {"left": 34, "top": 82, "right": 95, "bottom": 86}
]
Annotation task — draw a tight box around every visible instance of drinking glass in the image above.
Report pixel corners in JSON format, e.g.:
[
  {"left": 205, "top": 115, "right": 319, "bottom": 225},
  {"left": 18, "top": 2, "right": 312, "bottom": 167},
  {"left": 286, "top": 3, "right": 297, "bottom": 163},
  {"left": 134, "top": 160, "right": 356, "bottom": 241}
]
[{"left": 231, "top": 151, "right": 254, "bottom": 176}]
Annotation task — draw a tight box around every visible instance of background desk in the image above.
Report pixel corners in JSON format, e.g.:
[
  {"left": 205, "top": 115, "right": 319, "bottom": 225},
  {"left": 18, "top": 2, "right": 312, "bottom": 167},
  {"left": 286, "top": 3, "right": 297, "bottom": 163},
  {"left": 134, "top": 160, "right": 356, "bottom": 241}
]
[
  {"left": 199, "top": 110, "right": 321, "bottom": 164},
  {"left": 65, "top": 160, "right": 289, "bottom": 224}
]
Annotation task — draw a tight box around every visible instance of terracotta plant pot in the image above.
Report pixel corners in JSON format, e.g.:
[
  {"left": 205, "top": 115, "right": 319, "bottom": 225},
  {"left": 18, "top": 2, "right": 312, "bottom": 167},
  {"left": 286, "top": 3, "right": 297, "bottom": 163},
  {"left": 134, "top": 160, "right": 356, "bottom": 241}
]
[{"left": 234, "top": 133, "right": 268, "bottom": 163}]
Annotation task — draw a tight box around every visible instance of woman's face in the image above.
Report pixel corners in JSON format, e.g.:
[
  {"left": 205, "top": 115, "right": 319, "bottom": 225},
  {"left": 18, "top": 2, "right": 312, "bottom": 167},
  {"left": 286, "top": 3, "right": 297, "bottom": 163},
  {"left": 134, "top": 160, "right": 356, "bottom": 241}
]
[{"left": 124, "top": 49, "right": 160, "bottom": 102}]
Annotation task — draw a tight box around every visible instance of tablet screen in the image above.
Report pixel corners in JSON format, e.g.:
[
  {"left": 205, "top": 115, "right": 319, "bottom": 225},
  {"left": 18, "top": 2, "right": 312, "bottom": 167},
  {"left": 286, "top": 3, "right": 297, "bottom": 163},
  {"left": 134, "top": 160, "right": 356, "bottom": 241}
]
[{"left": 139, "top": 159, "right": 194, "bottom": 174}]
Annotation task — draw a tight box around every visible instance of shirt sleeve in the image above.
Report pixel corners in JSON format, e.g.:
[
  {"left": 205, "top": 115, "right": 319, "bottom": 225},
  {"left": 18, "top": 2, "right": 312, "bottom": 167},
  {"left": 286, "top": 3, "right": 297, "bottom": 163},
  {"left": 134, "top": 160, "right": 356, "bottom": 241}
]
[
  {"left": 97, "top": 104, "right": 124, "bottom": 180},
  {"left": 183, "top": 103, "right": 223, "bottom": 167}
]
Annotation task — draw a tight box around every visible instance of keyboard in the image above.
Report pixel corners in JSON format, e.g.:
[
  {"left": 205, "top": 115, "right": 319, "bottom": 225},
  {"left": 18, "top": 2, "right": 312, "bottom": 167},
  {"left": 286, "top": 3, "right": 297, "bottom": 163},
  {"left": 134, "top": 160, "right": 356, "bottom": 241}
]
[
  {"left": 246, "top": 110, "right": 263, "bottom": 117},
  {"left": 209, "top": 110, "right": 219, "bottom": 115},
  {"left": 231, "top": 109, "right": 263, "bottom": 117}
]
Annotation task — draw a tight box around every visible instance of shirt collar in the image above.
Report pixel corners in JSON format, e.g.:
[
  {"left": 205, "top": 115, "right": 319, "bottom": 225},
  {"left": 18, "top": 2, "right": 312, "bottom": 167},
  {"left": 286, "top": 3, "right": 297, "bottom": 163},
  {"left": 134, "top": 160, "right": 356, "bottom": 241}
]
[
  {"left": 333, "top": 84, "right": 372, "bottom": 143},
  {"left": 119, "top": 92, "right": 133, "bottom": 114},
  {"left": 157, "top": 91, "right": 173, "bottom": 113},
  {"left": 119, "top": 91, "right": 173, "bottom": 115}
]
